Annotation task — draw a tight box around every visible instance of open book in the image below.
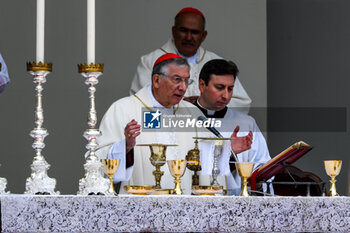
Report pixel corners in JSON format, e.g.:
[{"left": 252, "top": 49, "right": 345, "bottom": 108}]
[{"left": 250, "top": 141, "right": 313, "bottom": 190}]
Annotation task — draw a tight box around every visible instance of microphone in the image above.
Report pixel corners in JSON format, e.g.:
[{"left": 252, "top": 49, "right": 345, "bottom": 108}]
[
  {"left": 197, "top": 115, "right": 238, "bottom": 162},
  {"left": 197, "top": 116, "right": 223, "bottom": 138}
]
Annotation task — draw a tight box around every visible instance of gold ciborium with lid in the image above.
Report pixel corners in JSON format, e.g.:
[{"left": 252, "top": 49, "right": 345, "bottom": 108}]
[
  {"left": 186, "top": 139, "right": 201, "bottom": 186},
  {"left": 137, "top": 144, "right": 177, "bottom": 189}
]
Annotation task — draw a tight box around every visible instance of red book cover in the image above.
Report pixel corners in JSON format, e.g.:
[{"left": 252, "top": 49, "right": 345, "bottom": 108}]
[{"left": 250, "top": 141, "right": 313, "bottom": 190}]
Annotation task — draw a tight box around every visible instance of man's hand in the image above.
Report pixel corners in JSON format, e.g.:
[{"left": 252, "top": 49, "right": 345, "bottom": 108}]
[
  {"left": 183, "top": 95, "right": 199, "bottom": 104},
  {"left": 124, "top": 119, "right": 141, "bottom": 153},
  {"left": 230, "top": 126, "right": 253, "bottom": 154}
]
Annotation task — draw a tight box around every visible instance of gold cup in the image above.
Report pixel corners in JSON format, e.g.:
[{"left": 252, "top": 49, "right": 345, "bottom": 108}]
[
  {"left": 168, "top": 160, "right": 187, "bottom": 195},
  {"left": 102, "top": 159, "right": 120, "bottom": 195},
  {"left": 236, "top": 162, "right": 254, "bottom": 197},
  {"left": 137, "top": 144, "right": 177, "bottom": 189},
  {"left": 324, "top": 160, "right": 342, "bottom": 196}
]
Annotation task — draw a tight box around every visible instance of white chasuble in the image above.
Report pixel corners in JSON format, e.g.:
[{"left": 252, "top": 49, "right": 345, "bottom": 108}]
[{"left": 96, "top": 85, "right": 205, "bottom": 194}]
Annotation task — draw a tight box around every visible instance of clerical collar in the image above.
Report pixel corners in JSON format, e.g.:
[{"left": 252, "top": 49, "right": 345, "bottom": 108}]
[
  {"left": 174, "top": 47, "right": 199, "bottom": 64},
  {"left": 147, "top": 85, "right": 175, "bottom": 115},
  {"left": 195, "top": 98, "right": 228, "bottom": 118}
]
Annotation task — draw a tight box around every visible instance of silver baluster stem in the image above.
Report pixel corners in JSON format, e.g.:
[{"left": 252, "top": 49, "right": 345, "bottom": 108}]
[{"left": 211, "top": 141, "right": 223, "bottom": 186}]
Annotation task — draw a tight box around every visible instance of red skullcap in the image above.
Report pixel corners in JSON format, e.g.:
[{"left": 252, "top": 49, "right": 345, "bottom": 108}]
[
  {"left": 175, "top": 7, "right": 205, "bottom": 19},
  {"left": 153, "top": 53, "right": 183, "bottom": 67}
]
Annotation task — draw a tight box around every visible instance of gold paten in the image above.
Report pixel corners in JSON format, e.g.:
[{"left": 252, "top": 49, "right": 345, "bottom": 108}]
[
  {"left": 137, "top": 144, "right": 177, "bottom": 189},
  {"left": 27, "top": 61, "right": 52, "bottom": 72},
  {"left": 124, "top": 185, "right": 155, "bottom": 195},
  {"left": 236, "top": 162, "right": 254, "bottom": 197},
  {"left": 324, "top": 160, "right": 342, "bottom": 197},
  {"left": 102, "top": 159, "right": 120, "bottom": 195},
  {"left": 192, "top": 185, "right": 223, "bottom": 195},
  {"left": 153, "top": 189, "right": 174, "bottom": 195},
  {"left": 186, "top": 140, "right": 201, "bottom": 186},
  {"left": 168, "top": 160, "right": 187, "bottom": 195},
  {"left": 77, "top": 63, "right": 104, "bottom": 73},
  {"left": 192, "top": 137, "right": 234, "bottom": 140}
]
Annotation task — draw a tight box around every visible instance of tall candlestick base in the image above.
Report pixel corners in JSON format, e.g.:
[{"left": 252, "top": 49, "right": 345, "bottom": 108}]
[
  {"left": 0, "top": 177, "right": 9, "bottom": 194},
  {"left": 0, "top": 164, "right": 9, "bottom": 194},
  {"left": 77, "top": 63, "right": 111, "bottom": 196},
  {"left": 24, "top": 62, "right": 59, "bottom": 195}
]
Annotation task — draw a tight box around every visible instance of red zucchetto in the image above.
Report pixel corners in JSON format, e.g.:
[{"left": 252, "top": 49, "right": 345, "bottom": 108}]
[
  {"left": 153, "top": 53, "right": 183, "bottom": 67},
  {"left": 175, "top": 7, "right": 205, "bottom": 19}
]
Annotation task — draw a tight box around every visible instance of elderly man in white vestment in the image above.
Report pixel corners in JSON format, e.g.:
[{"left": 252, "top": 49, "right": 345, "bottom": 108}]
[
  {"left": 193, "top": 59, "right": 272, "bottom": 195},
  {"left": 96, "top": 54, "right": 253, "bottom": 194},
  {"left": 130, "top": 7, "right": 251, "bottom": 113},
  {"left": 96, "top": 53, "right": 203, "bottom": 194}
]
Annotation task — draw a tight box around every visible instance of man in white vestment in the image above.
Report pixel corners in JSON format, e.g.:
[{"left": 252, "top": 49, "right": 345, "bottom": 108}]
[
  {"left": 193, "top": 59, "right": 272, "bottom": 195},
  {"left": 130, "top": 7, "right": 251, "bottom": 113},
  {"left": 96, "top": 54, "right": 253, "bottom": 194},
  {"left": 96, "top": 53, "right": 203, "bottom": 194}
]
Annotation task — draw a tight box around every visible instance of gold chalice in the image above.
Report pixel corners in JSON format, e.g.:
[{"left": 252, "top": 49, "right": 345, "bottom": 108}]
[
  {"left": 236, "top": 162, "right": 254, "bottom": 197},
  {"left": 137, "top": 144, "right": 177, "bottom": 189},
  {"left": 168, "top": 160, "right": 187, "bottom": 195},
  {"left": 102, "top": 159, "right": 120, "bottom": 195},
  {"left": 324, "top": 160, "right": 342, "bottom": 196}
]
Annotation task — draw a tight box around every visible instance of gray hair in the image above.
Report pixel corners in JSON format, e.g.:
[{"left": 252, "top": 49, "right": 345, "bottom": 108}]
[{"left": 152, "top": 57, "right": 190, "bottom": 78}]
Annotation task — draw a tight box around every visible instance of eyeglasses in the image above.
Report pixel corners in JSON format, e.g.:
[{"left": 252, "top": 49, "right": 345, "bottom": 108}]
[{"left": 160, "top": 73, "right": 194, "bottom": 85}]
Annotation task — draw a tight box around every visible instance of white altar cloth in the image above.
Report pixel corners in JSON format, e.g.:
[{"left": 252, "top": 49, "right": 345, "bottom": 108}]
[{"left": 1, "top": 194, "right": 350, "bottom": 232}]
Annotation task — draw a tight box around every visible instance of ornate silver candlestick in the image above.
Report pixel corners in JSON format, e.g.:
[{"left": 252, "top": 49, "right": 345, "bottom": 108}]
[
  {"left": 0, "top": 64, "right": 9, "bottom": 194},
  {"left": 77, "top": 63, "right": 111, "bottom": 195},
  {"left": 0, "top": 164, "right": 9, "bottom": 194},
  {"left": 25, "top": 62, "right": 59, "bottom": 195}
]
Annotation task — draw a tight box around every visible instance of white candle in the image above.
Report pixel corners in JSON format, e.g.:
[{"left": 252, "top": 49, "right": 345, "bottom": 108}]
[
  {"left": 36, "top": 0, "right": 45, "bottom": 63},
  {"left": 87, "top": 0, "right": 95, "bottom": 64}
]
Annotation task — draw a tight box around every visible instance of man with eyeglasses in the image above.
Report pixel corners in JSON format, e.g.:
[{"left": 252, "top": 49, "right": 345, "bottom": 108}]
[
  {"left": 95, "top": 53, "right": 204, "bottom": 194},
  {"left": 130, "top": 7, "right": 251, "bottom": 114}
]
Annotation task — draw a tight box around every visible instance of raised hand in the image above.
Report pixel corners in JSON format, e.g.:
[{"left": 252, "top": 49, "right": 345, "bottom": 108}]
[
  {"left": 230, "top": 126, "right": 253, "bottom": 154},
  {"left": 124, "top": 119, "right": 141, "bottom": 153}
]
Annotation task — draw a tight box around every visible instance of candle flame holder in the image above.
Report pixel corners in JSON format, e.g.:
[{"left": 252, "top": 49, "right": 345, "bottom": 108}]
[
  {"left": 77, "top": 63, "right": 111, "bottom": 195},
  {"left": 24, "top": 62, "right": 59, "bottom": 195}
]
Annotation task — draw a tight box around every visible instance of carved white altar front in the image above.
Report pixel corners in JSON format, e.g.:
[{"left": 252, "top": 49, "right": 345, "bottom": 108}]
[{"left": 2, "top": 194, "right": 350, "bottom": 232}]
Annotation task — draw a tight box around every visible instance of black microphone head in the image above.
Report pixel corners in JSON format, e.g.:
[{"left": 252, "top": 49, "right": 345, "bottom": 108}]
[
  {"left": 197, "top": 115, "right": 222, "bottom": 138},
  {"left": 197, "top": 115, "right": 207, "bottom": 122}
]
